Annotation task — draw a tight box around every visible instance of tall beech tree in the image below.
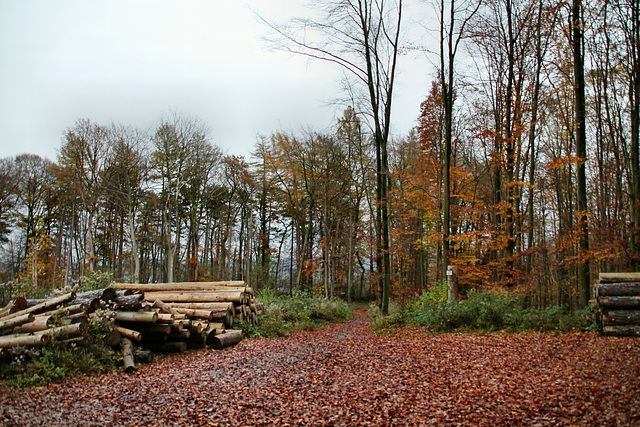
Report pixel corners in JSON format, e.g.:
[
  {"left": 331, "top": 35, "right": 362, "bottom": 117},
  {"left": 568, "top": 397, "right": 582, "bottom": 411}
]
[{"left": 264, "top": 0, "right": 403, "bottom": 313}]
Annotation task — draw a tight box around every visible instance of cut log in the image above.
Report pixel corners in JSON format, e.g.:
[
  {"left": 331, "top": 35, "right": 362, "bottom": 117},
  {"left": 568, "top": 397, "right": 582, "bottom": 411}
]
[
  {"left": 40, "top": 304, "right": 87, "bottom": 318},
  {"left": 602, "top": 310, "right": 640, "bottom": 326},
  {"left": 597, "top": 282, "right": 640, "bottom": 297},
  {"left": 155, "top": 313, "right": 175, "bottom": 323},
  {"left": 209, "top": 329, "right": 242, "bottom": 350},
  {"left": 142, "top": 291, "right": 245, "bottom": 304},
  {"left": 37, "top": 322, "right": 88, "bottom": 341},
  {"left": 166, "top": 302, "right": 235, "bottom": 312},
  {"left": 12, "top": 315, "right": 52, "bottom": 334},
  {"left": 603, "top": 325, "right": 640, "bottom": 336},
  {"left": 104, "top": 329, "right": 122, "bottom": 347},
  {"left": 114, "top": 325, "right": 143, "bottom": 341},
  {"left": 598, "top": 296, "right": 640, "bottom": 309},
  {"left": 115, "top": 311, "right": 158, "bottom": 323},
  {"left": 0, "top": 332, "right": 49, "bottom": 348},
  {"left": 0, "top": 297, "right": 28, "bottom": 318},
  {"left": 169, "top": 307, "right": 214, "bottom": 320},
  {"left": 135, "top": 349, "right": 154, "bottom": 364},
  {"left": 152, "top": 299, "right": 181, "bottom": 316},
  {"left": 120, "top": 323, "right": 171, "bottom": 335},
  {"left": 112, "top": 281, "right": 246, "bottom": 292},
  {"left": 0, "top": 313, "right": 35, "bottom": 332},
  {"left": 114, "top": 294, "right": 144, "bottom": 311},
  {"left": 599, "top": 273, "right": 640, "bottom": 283},
  {"left": 76, "top": 288, "right": 117, "bottom": 302},
  {"left": 205, "top": 322, "right": 225, "bottom": 335},
  {"left": 121, "top": 338, "right": 136, "bottom": 373},
  {"left": 0, "top": 292, "right": 76, "bottom": 322},
  {"left": 69, "top": 298, "right": 101, "bottom": 312}
]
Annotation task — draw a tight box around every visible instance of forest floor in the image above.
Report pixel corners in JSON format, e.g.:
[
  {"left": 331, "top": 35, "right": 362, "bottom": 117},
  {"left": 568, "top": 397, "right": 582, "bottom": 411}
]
[{"left": 1, "top": 310, "right": 639, "bottom": 426}]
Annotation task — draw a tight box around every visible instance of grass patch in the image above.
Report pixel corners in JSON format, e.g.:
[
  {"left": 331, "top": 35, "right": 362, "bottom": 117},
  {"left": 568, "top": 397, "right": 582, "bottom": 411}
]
[{"left": 243, "top": 289, "right": 356, "bottom": 338}]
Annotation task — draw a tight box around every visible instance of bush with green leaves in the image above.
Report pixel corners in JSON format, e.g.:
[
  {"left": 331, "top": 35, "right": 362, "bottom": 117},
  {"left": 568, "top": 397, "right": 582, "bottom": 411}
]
[
  {"left": 1, "top": 308, "right": 119, "bottom": 388},
  {"left": 243, "top": 291, "right": 355, "bottom": 338},
  {"left": 393, "top": 286, "right": 594, "bottom": 333}
]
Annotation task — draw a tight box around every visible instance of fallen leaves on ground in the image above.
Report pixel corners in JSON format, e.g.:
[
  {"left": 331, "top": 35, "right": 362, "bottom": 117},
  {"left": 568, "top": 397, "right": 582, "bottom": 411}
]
[{"left": 1, "top": 311, "right": 639, "bottom": 426}]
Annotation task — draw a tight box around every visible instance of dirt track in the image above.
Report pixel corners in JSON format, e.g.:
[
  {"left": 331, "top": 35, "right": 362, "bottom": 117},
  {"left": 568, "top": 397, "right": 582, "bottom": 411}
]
[{"left": 1, "top": 312, "right": 639, "bottom": 426}]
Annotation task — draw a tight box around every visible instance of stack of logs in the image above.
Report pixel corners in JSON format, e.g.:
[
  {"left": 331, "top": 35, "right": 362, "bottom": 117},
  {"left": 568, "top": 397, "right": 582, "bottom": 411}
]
[
  {"left": 0, "top": 281, "right": 256, "bottom": 372},
  {"left": 596, "top": 272, "right": 640, "bottom": 337}
]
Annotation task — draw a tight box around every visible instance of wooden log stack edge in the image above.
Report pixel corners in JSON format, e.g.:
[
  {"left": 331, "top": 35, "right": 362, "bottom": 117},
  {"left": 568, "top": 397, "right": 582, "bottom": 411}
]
[
  {"left": 596, "top": 272, "right": 640, "bottom": 337},
  {"left": 0, "top": 281, "right": 257, "bottom": 373}
]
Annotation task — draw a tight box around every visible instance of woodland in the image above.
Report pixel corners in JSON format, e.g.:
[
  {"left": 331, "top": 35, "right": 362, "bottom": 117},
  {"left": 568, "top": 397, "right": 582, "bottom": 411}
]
[{"left": 0, "top": 0, "right": 638, "bottom": 314}]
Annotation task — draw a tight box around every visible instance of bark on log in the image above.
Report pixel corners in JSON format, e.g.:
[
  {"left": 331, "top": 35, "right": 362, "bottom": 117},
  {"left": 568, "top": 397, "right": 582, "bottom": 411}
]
[
  {"left": 119, "top": 323, "right": 171, "bottom": 335},
  {"left": 597, "top": 282, "right": 640, "bottom": 296},
  {"left": 152, "top": 299, "right": 181, "bottom": 316},
  {"left": 0, "top": 332, "right": 49, "bottom": 348},
  {"left": 1, "top": 292, "right": 75, "bottom": 322},
  {"left": 0, "top": 313, "right": 35, "bottom": 332},
  {"left": 121, "top": 338, "right": 136, "bottom": 373},
  {"left": 115, "top": 311, "right": 158, "bottom": 323},
  {"left": 114, "top": 294, "right": 144, "bottom": 311},
  {"left": 166, "top": 302, "right": 235, "bottom": 314},
  {"left": 12, "top": 315, "right": 52, "bottom": 333},
  {"left": 210, "top": 310, "right": 234, "bottom": 328},
  {"left": 603, "top": 325, "right": 640, "bottom": 336},
  {"left": 113, "top": 281, "right": 246, "bottom": 292},
  {"left": 599, "top": 273, "right": 640, "bottom": 283},
  {"left": 68, "top": 298, "right": 101, "bottom": 312},
  {"left": 104, "top": 329, "right": 122, "bottom": 347},
  {"left": 598, "top": 296, "right": 640, "bottom": 309},
  {"left": 204, "top": 322, "right": 225, "bottom": 335},
  {"left": 170, "top": 307, "right": 214, "bottom": 320},
  {"left": 76, "top": 288, "right": 117, "bottom": 302},
  {"left": 114, "top": 325, "right": 143, "bottom": 341},
  {"left": 142, "top": 291, "right": 245, "bottom": 304},
  {"left": 155, "top": 313, "right": 175, "bottom": 323},
  {"left": 209, "top": 329, "right": 242, "bottom": 350},
  {"left": 39, "top": 304, "right": 87, "bottom": 318},
  {"left": 0, "top": 297, "right": 28, "bottom": 318},
  {"left": 602, "top": 310, "right": 640, "bottom": 325},
  {"left": 37, "top": 322, "right": 88, "bottom": 341}
]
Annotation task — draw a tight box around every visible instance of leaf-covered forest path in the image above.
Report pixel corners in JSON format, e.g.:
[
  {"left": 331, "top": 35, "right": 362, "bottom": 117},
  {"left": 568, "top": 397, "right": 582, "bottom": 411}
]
[{"left": 1, "top": 310, "right": 639, "bottom": 426}]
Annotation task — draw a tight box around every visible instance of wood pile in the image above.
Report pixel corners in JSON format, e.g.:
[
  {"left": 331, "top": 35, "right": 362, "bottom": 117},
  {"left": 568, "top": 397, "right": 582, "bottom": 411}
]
[
  {"left": 0, "top": 281, "right": 255, "bottom": 372},
  {"left": 596, "top": 272, "right": 640, "bottom": 337}
]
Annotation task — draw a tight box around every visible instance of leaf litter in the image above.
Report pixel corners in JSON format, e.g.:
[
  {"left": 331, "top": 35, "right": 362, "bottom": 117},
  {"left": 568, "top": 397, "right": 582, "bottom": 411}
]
[{"left": 1, "top": 310, "right": 638, "bottom": 426}]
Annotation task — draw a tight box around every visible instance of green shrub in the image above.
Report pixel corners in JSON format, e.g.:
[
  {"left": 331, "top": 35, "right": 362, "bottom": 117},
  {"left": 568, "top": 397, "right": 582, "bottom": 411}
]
[
  {"left": 397, "top": 287, "right": 594, "bottom": 333},
  {"left": 243, "top": 291, "right": 355, "bottom": 338},
  {"left": 1, "top": 307, "right": 119, "bottom": 388}
]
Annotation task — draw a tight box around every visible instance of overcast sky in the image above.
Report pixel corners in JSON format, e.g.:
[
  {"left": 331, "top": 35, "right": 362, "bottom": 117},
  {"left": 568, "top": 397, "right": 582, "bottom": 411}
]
[{"left": 0, "top": 0, "right": 435, "bottom": 162}]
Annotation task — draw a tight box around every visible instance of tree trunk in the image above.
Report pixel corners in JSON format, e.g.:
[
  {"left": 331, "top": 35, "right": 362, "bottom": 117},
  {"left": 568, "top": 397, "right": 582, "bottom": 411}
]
[
  {"left": 209, "top": 329, "right": 243, "bottom": 350},
  {"left": 573, "top": 0, "right": 591, "bottom": 307}
]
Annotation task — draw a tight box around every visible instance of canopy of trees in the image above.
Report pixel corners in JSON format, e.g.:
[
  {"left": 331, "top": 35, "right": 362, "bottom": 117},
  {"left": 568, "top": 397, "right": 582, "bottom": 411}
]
[{"left": 0, "top": 0, "right": 638, "bottom": 310}]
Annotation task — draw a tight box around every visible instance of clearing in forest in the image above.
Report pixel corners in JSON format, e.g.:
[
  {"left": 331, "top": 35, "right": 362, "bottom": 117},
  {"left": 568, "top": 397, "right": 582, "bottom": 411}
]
[{"left": 1, "top": 311, "right": 639, "bottom": 426}]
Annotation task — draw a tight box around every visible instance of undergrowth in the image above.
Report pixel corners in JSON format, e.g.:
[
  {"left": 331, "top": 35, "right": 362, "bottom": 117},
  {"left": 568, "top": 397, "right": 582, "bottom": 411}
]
[
  {"left": 242, "top": 289, "right": 355, "bottom": 338},
  {"left": 371, "top": 285, "right": 596, "bottom": 333},
  {"left": 1, "top": 307, "right": 119, "bottom": 388}
]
